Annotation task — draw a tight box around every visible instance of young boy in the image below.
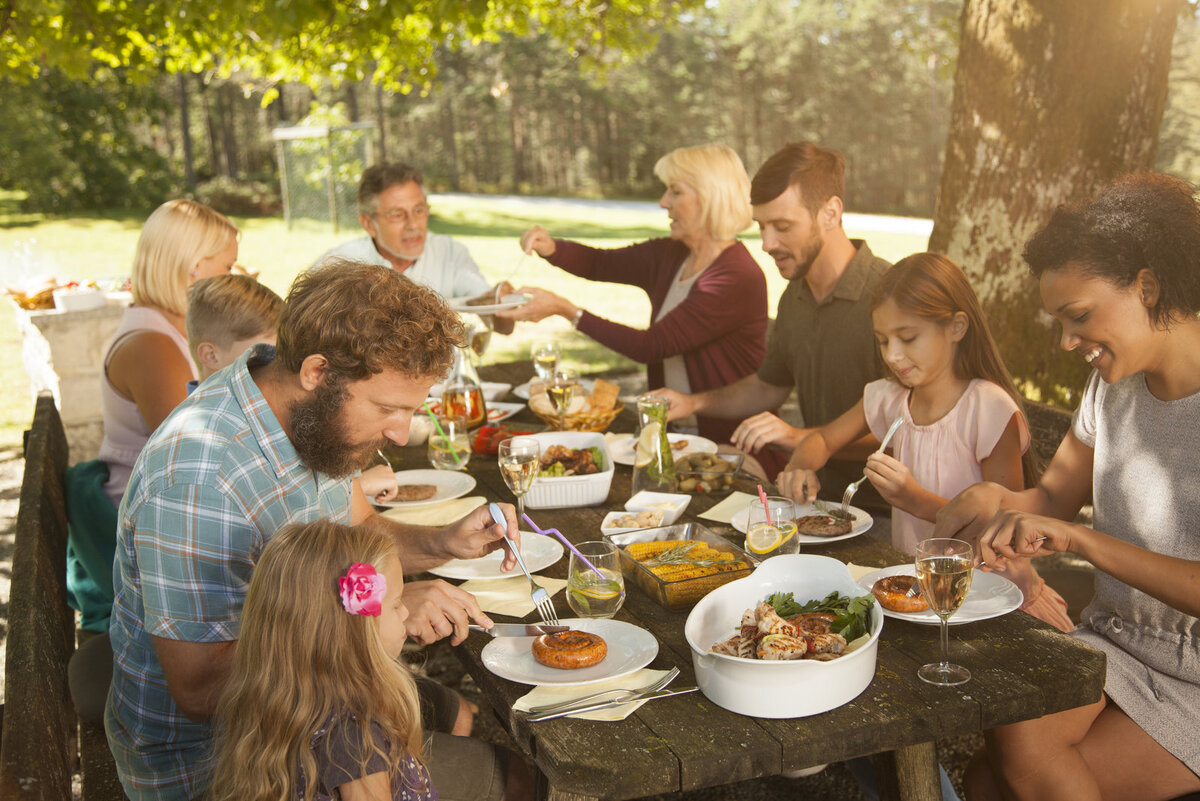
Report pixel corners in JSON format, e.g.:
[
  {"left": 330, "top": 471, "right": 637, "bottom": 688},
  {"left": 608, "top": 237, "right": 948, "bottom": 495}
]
[{"left": 186, "top": 274, "right": 283, "bottom": 382}]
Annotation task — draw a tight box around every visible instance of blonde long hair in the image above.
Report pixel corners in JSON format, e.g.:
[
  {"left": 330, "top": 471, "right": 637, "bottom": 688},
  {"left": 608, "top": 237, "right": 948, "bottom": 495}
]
[
  {"left": 132, "top": 199, "right": 238, "bottom": 316},
  {"left": 209, "top": 520, "right": 425, "bottom": 801}
]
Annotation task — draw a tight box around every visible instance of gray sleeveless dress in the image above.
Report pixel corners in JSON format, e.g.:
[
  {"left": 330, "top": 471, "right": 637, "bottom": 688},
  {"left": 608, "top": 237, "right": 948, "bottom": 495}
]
[{"left": 1071, "top": 370, "right": 1200, "bottom": 775}]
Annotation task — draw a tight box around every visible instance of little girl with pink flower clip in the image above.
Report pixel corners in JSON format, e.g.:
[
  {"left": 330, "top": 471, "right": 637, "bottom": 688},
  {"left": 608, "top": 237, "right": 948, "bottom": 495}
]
[{"left": 209, "top": 519, "right": 434, "bottom": 801}]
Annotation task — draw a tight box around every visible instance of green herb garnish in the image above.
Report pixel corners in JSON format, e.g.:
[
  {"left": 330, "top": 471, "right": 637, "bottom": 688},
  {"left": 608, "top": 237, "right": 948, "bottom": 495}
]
[{"left": 766, "top": 590, "right": 875, "bottom": 642}]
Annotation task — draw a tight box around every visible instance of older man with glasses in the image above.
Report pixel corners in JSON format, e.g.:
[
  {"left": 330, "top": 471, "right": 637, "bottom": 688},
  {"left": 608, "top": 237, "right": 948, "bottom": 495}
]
[{"left": 319, "top": 162, "right": 515, "bottom": 334}]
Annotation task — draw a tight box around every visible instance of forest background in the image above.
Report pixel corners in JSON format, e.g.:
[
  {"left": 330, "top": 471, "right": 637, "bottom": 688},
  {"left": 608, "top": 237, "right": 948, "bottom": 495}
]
[{"left": 2, "top": 0, "right": 1200, "bottom": 442}]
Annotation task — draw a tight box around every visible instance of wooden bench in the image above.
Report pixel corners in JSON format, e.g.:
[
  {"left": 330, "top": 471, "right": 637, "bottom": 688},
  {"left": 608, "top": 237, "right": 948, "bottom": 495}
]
[{"left": 0, "top": 394, "right": 125, "bottom": 800}]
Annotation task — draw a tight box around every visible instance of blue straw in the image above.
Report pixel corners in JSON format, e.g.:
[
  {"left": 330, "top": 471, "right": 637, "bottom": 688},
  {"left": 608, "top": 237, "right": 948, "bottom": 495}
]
[{"left": 522, "top": 513, "right": 605, "bottom": 578}]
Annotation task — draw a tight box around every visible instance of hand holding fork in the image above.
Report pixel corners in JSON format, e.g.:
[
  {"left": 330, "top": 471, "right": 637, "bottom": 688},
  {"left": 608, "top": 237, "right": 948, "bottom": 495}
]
[{"left": 838, "top": 416, "right": 904, "bottom": 518}]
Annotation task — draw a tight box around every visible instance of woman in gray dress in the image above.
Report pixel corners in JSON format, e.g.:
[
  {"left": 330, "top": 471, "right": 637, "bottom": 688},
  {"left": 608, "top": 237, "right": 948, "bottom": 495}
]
[{"left": 937, "top": 173, "right": 1200, "bottom": 801}]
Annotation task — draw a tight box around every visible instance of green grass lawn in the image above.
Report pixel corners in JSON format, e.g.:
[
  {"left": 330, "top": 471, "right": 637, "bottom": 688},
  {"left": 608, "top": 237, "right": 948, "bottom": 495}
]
[{"left": 0, "top": 196, "right": 930, "bottom": 449}]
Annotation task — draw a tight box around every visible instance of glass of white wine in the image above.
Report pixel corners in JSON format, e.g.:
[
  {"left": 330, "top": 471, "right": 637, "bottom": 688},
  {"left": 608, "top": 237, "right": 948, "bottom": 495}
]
[
  {"left": 531, "top": 341, "right": 560, "bottom": 381},
  {"left": 915, "top": 538, "right": 974, "bottom": 686},
  {"left": 547, "top": 368, "right": 578, "bottom": 431},
  {"left": 567, "top": 541, "right": 626, "bottom": 619},
  {"left": 497, "top": 437, "right": 540, "bottom": 520}
]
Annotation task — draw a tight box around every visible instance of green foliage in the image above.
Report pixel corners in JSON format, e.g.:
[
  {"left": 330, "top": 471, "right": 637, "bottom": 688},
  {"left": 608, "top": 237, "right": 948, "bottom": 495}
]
[
  {"left": 1, "top": 1, "right": 700, "bottom": 91},
  {"left": 0, "top": 68, "right": 174, "bottom": 211},
  {"left": 766, "top": 590, "right": 876, "bottom": 643}
]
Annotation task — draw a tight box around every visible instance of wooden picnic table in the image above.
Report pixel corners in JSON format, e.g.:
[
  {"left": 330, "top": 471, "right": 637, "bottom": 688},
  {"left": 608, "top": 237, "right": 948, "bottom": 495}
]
[{"left": 393, "top": 361, "right": 1106, "bottom": 801}]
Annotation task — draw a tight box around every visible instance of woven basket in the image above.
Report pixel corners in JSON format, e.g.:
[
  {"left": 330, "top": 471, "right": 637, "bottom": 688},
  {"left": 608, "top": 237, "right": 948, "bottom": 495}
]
[{"left": 533, "top": 402, "right": 624, "bottom": 432}]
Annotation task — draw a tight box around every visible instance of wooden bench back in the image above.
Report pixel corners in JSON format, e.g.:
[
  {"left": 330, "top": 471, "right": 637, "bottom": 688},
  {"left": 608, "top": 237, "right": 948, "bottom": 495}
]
[{"left": 1, "top": 394, "right": 75, "bottom": 800}]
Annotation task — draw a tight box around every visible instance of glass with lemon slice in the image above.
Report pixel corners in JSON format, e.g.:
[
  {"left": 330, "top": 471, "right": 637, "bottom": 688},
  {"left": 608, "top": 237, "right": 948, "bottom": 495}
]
[
  {"left": 567, "top": 541, "right": 626, "bottom": 618},
  {"left": 745, "top": 496, "right": 800, "bottom": 558}
]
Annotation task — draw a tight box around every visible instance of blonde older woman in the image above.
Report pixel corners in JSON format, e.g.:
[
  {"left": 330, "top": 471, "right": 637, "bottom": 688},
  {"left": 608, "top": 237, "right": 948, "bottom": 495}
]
[
  {"left": 500, "top": 144, "right": 767, "bottom": 444},
  {"left": 100, "top": 199, "right": 238, "bottom": 507}
]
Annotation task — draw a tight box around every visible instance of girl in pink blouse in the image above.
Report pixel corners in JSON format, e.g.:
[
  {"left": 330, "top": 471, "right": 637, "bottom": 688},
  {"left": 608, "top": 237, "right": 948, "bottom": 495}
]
[{"left": 781, "top": 253, "right": 1071, "bottom": 632}]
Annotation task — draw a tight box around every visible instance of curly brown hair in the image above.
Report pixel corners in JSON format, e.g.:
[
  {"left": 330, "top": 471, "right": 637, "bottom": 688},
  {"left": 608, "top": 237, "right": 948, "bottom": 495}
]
[{"left": 276, "top": 260, "right": 464, "bottom": 381}]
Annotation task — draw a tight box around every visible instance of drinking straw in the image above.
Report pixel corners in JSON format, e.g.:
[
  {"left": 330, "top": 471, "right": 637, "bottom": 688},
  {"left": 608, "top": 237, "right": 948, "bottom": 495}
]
[
  {"left": 756, "top": 484, "right": 773, "bottom": 526},
  {"left": 522, "top": 513, "right": 606, "bottom": 578},
  {"left": 424, "top": 402, "right": 463, "bottom": 467}
]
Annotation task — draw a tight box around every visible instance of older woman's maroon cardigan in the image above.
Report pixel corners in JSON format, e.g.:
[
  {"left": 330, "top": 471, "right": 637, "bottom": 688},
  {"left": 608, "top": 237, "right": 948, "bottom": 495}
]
[{"left": 547, "top": 237, "right": 768, "bottom": 444}]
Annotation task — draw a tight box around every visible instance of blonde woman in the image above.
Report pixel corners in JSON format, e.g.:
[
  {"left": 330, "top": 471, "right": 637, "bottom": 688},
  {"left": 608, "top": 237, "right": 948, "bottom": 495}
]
[
  {"left": 209, "top": 519, "right": 433, "bottom": 801},
  {"left": 499, "top": 144, "right": 768, "bottom": 445},
  {"left": 99, "top": 199, "right": 238, "bottom": 507}
]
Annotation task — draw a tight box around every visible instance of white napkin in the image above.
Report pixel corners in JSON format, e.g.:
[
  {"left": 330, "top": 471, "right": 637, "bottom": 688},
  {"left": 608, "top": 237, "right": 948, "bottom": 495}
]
[
  {"left": 458, "top": 575, "right": 569, "bottom": 617},
  {"left": 513, "top": 668, "right": 674, "bottom": 721},
  {"left": 697, "top": 491, "right": 756, "bottom": 525},
  {"left": 380, "top": 496, "right": 486, "bottom": 527},
  {"left": 845, "top": 562, "right": 882, "bottom": 583}
]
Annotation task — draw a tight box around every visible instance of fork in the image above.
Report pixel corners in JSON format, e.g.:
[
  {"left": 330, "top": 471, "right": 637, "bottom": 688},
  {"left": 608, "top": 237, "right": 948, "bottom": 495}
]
[
  {"left": 527, "top": 667, "right": 680, "bottom": 715},
  {"left": 840, "top": 416, "right": 904, "bottom": 517},
  {"left": 488, "top": 503, "right": 559, "bottom": 625}
]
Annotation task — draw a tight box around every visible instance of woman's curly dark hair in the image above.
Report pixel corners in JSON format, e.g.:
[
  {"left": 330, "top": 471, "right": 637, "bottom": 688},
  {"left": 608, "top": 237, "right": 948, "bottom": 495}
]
[
  {"left": 276, "top": 260, "right": 465, "bottom": 381},
  {"left": 1023, "top": 173, "right": 1200, "bottom": 329}
]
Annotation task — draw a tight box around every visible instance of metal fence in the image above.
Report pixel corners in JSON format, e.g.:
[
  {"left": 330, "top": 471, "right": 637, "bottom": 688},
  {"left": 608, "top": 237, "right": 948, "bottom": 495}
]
[{"left": 272, "top": 122, "right": 377, "bottom": 232}]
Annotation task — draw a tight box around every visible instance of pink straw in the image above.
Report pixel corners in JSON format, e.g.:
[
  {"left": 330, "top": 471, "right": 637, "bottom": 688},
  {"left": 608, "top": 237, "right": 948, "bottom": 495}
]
[
  {"left": 757, "top": 484, "right": 773, "bottom": 526},
  {"left": 522, "top": 513, "right": 606, "bottom": 578}
]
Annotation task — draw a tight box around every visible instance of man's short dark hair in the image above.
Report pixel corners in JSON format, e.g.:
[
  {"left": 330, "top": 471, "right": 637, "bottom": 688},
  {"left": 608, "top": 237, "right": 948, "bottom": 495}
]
[
  {"left": 358, "top": 163, "right": 424, "bottom": 216},
  {"left": 750, "top": 142, "right": 845, "bottom": 213}
]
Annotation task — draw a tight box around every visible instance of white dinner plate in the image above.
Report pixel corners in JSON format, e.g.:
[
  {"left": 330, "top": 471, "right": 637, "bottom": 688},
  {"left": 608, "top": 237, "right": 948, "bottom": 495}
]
[
  {"left": 374, "top": 469, "right": 476, "bottom": 509},
  {"left": 730, "top": 501, "right": 873, "bottom": 544},
  {"left": 513, "top": 378, "right": 595, "bottom": 401},
  {"left": 446, "top": 294, "right": 529, "bottom": 315},
  {"left": 427, "top": 533, "right": 564, "bottom": 580},
  {"left": 424, "top": 399, "right": 525, "bottom": 424},
  {"left": 481, "top": 618, "right": 659, "bottom": 686},
  {"left": 609, "top": 433, "right": 718, "bottom": 466},
  {"left": 856, "top": 564, "right": 1025, "bottom": 625}
]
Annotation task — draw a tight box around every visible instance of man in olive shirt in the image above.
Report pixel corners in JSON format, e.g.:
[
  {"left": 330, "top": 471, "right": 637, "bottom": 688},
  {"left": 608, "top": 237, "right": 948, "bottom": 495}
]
[{"left": 658, "top": 142, "right": 890, "bottom": 509}]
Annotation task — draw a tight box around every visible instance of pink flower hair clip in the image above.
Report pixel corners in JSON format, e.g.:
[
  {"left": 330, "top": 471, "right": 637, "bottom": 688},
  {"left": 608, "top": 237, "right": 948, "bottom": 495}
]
[{"left": 339, "top": 562, "right": 387, "bottom": 617}]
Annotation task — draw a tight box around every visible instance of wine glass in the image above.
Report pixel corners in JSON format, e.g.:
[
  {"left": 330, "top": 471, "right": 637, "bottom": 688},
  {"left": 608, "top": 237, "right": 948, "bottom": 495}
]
[
  {"left": 498, "top": 437, "right": 540, "bottom": 520},
  {"left": 566, "top": 541, "right": 626, "bottom": 619},
  {"left": 531, "top": 341, "right": 560, "bottom": 381},
  {"left": 915, "top": 538, "right": 975, "bottom": 686},
  {"left": 547, "top": 368, "right": 578, "bottom": 431},
  {"left": 745, "top": 496, "right": 800, "bottom": 558}
]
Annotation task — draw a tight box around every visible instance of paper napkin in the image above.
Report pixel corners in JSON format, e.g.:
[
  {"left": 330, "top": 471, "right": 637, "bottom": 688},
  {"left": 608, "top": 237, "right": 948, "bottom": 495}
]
[
  {"left": 697, "top": 491, "right": 756, "bottom": 525},
  {"left": 458, "top": 575, "right": 569, "bottom": 617},
  {"left": 845, "top": 562, "right": 882, "bottom": 583},
  {"left": 381, "top": 496, "right": 486, "bottom": 527},
  {"left": 514, "top": 668, "right": 674, "bottom": 721}
]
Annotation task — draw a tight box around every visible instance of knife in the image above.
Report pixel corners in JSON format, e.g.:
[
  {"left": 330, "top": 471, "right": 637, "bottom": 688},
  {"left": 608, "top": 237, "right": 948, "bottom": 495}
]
[
  {"left": 469, "top": 624, "right": 569, "bottom": 637},
  {"left": 526, "top": 686, "right": 699, "bottom": 722}
]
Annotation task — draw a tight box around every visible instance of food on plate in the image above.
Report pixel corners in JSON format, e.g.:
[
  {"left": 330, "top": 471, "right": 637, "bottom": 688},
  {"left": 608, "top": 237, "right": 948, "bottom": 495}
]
[
  {"left": 675, "top": 453, "right": 736, "bottom": 492},
  {"left": 609, "top": 510, "right": 664, "bottom": 529},
  {"left": 393, "top": 484, "right": 438, "bottom": 502},
  {"left": 531, "top": 630, "right": 608, "bottom": 669},
  {"left": 671, "top": 439, "right": 689, "bottom": 451},
  {"left": 528, "top": 378, "right": 621, "bottom": 417},
  {"left": 871, "top": 575, "right": 929, "bottom": 613},
  {"left": 795, "top": 513, "right": 853, "bottom": 537},
  {"left": 472, "top": 424, "right": 535, "bottom": 456},
  {"left": 710, "top": 591, "right": 874, "bottom": 661},
  {"left": 624, "top": 540, "right": 749, "bottom": 582},
  {"left": 539, "top": 444, "right": 605, "bottom": 477}
]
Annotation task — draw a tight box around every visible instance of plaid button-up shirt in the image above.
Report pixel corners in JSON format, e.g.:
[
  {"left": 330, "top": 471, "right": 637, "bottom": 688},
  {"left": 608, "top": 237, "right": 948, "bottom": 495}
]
[{"left": 104, "top": 346, "right": 354, "bottom": 800}]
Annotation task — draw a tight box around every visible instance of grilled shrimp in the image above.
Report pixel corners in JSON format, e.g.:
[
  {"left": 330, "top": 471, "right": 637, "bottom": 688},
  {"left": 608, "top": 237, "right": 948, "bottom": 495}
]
[
  {"left": 755, "top": 602, "right": 796, "bottom": 637},
  {"left": 789, "top": 611, "right": 836, "bottom": 636},
  {"left": 756, "top": 633, "right": 808, "bottom": 660}
]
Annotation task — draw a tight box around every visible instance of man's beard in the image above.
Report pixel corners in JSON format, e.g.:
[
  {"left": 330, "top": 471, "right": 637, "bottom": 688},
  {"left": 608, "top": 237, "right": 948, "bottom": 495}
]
[
  {"left": 773, "top": 230, "right": 824, "bottom": 281},
  {"left": 289, "top": 380, "right": 382, "bottom": 478}
]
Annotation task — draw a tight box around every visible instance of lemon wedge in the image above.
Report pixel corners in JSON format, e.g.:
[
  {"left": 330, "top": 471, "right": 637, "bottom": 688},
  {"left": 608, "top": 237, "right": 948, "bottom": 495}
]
[
  {"left": 574, "top": 584, "right": 620, "bottom": 600},
  {"left": 745, "top": 523, "right": 784, "bottom": 554},
  {"left": 634, "top": 421, "right": 660, "bottom": 468}
]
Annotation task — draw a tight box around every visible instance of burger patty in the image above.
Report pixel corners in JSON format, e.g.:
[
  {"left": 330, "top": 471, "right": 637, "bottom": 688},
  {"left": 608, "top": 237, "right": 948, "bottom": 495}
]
[
  {"left": 795, "top": 514, "right": 853, "bottom": 537},
  {"left": 394, "top": 484, "right": 438, "bottom": 502}
]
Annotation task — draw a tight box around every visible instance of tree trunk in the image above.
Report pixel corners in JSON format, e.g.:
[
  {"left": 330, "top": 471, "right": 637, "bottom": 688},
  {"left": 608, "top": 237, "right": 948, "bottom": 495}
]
[
  {"left": 178, "top": 73, "right": 198, "bottom": 193},
  {"left": 929, "top": 0, "right": 1182, "bottom": 405}
]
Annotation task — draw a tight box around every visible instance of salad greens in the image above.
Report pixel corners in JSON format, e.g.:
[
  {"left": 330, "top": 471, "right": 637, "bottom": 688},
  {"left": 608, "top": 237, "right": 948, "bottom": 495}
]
[
  {"left": 766, "top": 590, "right": 875, "bottom": 643},
  {"left": 538, "top": 446, "right": 606, "bottom": 477}
]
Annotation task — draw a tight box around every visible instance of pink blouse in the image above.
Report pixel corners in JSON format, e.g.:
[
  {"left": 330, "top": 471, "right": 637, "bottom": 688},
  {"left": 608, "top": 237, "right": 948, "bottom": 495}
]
[{"left": 862, "top": 377, "right": 1029, "bottom": 554}]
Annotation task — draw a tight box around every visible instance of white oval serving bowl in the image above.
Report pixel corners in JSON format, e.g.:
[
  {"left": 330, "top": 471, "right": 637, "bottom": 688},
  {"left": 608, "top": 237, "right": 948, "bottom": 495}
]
[{"left": 684, "top": 554, "right": 883, "bottom": 718}]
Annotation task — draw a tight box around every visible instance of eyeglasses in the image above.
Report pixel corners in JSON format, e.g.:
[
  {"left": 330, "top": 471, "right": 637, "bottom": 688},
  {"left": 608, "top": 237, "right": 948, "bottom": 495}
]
[{"left": 375, "top": 204, "right": 431, "bottom": 225}]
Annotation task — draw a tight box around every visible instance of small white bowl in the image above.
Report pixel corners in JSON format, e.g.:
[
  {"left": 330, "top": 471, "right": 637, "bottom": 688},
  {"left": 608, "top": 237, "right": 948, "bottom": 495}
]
[
  {"left": 600, "top": 508, "right": 666, "bottom": 536},
  {"left": 53, "top": 287, "right": 105, "bottom": 312},
  {"left": 625, "top": 491, "right": 690, "bottom": 526},
  {"left": 406, "top": 415, "right": 434, "bottom": 446}
]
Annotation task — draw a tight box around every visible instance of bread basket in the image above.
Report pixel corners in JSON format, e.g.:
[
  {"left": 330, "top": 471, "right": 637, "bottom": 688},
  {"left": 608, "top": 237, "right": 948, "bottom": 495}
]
[{"left": 532, "top": 402, "right": 624, "bottom": 433}]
